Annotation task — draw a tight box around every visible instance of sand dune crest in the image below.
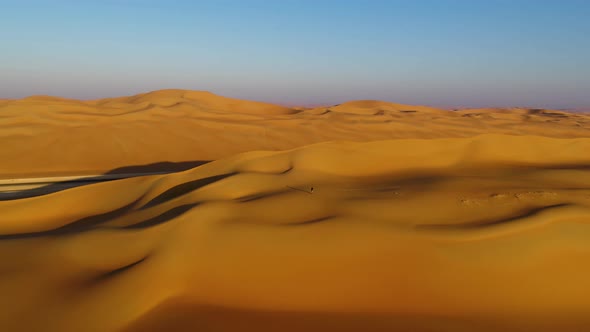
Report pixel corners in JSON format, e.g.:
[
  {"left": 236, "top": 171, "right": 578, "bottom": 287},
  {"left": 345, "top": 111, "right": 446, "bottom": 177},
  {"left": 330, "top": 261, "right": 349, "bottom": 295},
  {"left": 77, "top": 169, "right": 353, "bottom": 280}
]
[{"left": 1, "top": 135, "right": 590, "bottom": 331}]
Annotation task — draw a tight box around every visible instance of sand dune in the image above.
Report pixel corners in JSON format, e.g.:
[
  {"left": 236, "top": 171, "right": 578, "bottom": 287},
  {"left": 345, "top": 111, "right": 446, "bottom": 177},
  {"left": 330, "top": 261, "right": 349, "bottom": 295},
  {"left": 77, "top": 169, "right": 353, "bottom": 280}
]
[
  {"left": 1, "top": 135, "right": 590, "bottom": 331},
  {"left": 1, "top": 89, "right": 589, "bottom": 178},
  {"left": 1, "top": 90, "right": 590, "bottom": 331}
]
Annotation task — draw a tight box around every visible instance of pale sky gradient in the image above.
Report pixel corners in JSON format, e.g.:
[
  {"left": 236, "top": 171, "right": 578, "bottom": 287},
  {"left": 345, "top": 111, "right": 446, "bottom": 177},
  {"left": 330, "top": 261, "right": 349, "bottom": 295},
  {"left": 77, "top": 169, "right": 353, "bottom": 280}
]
[{"left": 1, "top": 0, "right": 589, "bottom": 108}]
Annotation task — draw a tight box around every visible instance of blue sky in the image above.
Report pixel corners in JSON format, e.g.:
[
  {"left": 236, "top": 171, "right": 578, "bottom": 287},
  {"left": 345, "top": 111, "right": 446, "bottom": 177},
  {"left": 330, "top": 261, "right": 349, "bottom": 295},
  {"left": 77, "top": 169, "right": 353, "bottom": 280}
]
[{"left": 1, "top": 0, "right": 589, "bottom": 108}]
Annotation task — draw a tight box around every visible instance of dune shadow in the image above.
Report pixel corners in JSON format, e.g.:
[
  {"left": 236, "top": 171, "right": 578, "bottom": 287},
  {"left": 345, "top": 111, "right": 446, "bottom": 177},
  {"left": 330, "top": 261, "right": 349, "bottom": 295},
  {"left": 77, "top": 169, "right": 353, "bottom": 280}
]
[
  {"left": 103, "top": 161, "right": 211, "bottom": 175},
  {"left": 0, "top": 160, "right": 211, "bottom": 201},
  {"left": 120, "top": 299, "right": 590, "bottom": 332},
  {"left": 0, "top": 162, "right": 235, "bottom": 240},
  {"left": 0, "top": 199, "right": 141, "bottom": 240},
  {"left": 416, "top": 203, "right": 571, "bottom": 231},
  {"left": 126, "top": 203, "right": 201, "bottom": 229},
  {"left": 141, "top": 173, "right": 235, "bottom": 209},
  {"left": 91, "top": 256, "right": 150, "bottom": 283},
  {"left": 0, "top": 201, "right": 205, "bottom": 240}
]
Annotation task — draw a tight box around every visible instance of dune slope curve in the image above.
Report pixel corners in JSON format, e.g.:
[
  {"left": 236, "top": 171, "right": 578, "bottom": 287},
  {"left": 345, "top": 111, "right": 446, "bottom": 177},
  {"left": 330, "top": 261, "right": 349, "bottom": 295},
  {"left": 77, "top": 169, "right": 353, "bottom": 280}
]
[
  {"left": 2, "top": 89, "right": 590, "bottom": 178},
  {"left": 1, "top": 134, "right": 590, "bottom": 331}
]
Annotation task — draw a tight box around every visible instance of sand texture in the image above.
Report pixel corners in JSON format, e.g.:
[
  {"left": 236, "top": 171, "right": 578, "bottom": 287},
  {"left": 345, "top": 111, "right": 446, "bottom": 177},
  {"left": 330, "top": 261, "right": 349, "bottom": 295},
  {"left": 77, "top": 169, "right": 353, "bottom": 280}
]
[
  {"left": 1, "top": 89, "right": 590, "bottom": 178},
  {"left": 1, "top": 91, "right": 590, "bottom": 331}
]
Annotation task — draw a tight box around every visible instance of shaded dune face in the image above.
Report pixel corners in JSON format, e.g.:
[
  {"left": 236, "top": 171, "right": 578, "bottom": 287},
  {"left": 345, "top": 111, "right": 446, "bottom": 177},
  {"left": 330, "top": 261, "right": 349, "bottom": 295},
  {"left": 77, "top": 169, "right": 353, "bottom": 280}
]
[
  {"left": 1, "top": 89, "right": 590, "bottom": 177},
  {"left": 2, "top": 136, "right": 590, "bottom": 331}
]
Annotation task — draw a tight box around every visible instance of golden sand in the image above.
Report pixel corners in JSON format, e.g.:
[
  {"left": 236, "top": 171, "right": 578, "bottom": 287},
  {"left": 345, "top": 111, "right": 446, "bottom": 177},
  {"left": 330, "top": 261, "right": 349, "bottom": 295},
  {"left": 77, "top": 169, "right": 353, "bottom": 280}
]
[
  {"left": 1, "top": 90, "right": 590, "bottom": 331},
  {"left": 1, "top": 89, "right": 588, "bottom": 178}
]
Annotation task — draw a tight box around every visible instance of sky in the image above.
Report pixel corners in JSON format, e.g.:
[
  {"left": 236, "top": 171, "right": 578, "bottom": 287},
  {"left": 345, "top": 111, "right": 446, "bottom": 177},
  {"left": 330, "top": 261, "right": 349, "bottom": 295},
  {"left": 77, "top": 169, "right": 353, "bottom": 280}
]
[{"left": 1, "top": 0, "right": 589, "bottom": 108}]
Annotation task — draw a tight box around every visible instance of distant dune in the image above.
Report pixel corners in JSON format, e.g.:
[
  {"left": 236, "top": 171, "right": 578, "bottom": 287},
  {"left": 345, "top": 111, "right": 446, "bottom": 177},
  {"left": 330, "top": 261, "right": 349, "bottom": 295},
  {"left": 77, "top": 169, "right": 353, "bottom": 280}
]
[
  {"left": 1, "top": 90, "right": 590, "bottom": 331},
  {"left": 558, "top": 107, "right": 590, "bottom": 113},
  {"left": 1, "top": 89, "right": 589, "bottom": 178}
]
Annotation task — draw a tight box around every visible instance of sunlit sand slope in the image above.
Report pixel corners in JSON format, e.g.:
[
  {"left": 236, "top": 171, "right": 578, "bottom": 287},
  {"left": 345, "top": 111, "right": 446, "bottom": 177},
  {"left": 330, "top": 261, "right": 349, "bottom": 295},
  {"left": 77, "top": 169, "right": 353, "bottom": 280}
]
[
  {"left": 1, "top": 89, "right": 589, "bottom": 177},
  {"left": 1, "top": 135, "right": 590, "bottom": 331}
]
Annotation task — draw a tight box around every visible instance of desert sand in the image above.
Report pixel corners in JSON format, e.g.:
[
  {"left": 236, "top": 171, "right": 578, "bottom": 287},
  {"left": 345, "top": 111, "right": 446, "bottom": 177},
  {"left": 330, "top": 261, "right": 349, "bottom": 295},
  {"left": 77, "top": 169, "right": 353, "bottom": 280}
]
[
  {"left": 1, "top": 90, "right": 590, "bottom": 331},
  {"left": 1, "top": 89, "right": 589, "bottom": 177}
]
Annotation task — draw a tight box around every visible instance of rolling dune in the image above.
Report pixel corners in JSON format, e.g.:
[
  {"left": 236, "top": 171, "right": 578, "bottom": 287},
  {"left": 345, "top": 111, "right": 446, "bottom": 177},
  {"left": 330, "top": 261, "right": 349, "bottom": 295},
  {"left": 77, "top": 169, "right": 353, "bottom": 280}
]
[
  {"left": 1, "top": 91, "right": 590, "bottom": 331},
  {"left": 1, "top": 89, "right": 589, "bottom": 178},
  {"left": 2, "top": 134, "right": 590, "bottom": 331}
]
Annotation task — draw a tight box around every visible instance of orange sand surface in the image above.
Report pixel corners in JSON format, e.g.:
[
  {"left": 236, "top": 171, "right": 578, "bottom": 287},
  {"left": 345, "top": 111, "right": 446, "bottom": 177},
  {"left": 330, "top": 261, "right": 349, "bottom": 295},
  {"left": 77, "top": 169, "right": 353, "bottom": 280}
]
[
  {"left": 1, "top": 89, "right": 589, "bottom": 177},
  {"left": 1, "top": 90, "right": 590, "bottom": 331}
]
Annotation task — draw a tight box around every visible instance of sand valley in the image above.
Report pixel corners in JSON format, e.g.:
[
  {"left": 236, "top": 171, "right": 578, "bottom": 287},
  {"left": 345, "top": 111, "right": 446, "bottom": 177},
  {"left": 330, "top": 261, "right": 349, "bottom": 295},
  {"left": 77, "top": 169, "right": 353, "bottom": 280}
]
[{"left": 1, "top": 90, "right": 590, "bottom": 331}]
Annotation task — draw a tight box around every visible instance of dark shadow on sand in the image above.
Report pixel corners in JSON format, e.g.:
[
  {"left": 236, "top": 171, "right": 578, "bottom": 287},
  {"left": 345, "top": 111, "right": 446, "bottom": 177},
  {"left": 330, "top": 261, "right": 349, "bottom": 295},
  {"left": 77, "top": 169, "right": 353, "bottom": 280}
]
[
  {"left": 0, "top": 160, "right": 211, "bottom": 201},
  {"left": 0, "top": 167, "right": 236, "bottom": 240},
  {"left": 121, "top": 299, "right": 590, "bottom": 332}
]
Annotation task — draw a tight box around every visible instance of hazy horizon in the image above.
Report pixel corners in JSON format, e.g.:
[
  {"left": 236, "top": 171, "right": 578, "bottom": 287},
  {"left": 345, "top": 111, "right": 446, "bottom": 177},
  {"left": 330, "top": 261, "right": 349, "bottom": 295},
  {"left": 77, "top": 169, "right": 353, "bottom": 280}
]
[{"left": 2, "top": 0, "right": 589, "bottom": 109}]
